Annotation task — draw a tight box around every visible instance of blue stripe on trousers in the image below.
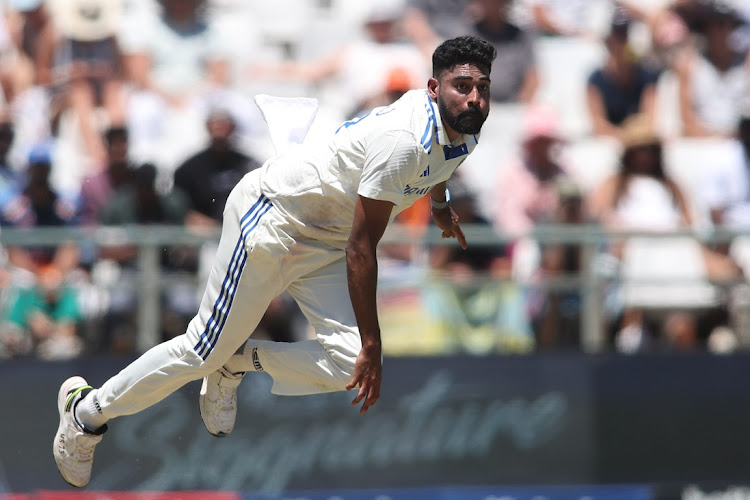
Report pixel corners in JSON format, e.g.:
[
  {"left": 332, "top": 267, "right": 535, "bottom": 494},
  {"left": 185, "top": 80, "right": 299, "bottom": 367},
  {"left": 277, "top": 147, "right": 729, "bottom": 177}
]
[{"left": 193, "top": 195, "right": 273, "bottom": 360}]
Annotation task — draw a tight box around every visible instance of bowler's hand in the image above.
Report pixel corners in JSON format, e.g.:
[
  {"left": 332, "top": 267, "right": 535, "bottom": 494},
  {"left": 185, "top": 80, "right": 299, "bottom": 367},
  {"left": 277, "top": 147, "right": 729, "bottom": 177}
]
[
  {"left": 346, "top": 344, "right": 382, "bottom": 415},
  {"left": 432, "top": 206, "right": 467, "bottom": 250}
]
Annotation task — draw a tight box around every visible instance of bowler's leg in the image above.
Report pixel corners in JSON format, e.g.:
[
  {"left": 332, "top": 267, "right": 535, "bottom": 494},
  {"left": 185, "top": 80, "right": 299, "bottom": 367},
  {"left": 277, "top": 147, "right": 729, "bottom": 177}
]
[
  {"left": 90, "top": 192, "right": 285, "bottom": 420},
  {"left": 225, "top": 258, "right": 362, "bottom": 396}
]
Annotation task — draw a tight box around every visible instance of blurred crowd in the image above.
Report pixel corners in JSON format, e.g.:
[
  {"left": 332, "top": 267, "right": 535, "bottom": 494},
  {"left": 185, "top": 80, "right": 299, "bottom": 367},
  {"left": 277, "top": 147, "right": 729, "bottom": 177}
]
[{"left": 0, "top": 0, "right": 749, "bottom": 359}]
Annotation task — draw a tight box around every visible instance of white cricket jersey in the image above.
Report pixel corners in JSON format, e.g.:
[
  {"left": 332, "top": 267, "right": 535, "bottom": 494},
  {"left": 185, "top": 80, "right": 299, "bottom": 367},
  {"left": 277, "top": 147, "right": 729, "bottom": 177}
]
[{"left": 256, "top": 89, "right": 481, "bottom": 247}]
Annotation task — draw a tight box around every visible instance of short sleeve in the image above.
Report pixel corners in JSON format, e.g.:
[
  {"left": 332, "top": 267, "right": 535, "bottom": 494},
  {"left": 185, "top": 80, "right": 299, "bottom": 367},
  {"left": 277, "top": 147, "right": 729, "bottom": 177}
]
[{"left": 358, "top": 130, "right": 422, "bottom": 206}]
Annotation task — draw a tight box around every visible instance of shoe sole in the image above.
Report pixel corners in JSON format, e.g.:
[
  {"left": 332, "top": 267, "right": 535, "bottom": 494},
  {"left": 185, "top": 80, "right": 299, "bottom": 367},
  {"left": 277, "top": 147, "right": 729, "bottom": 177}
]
[{"left": 53, "top": 376, "right": 89, "bottom": 487}]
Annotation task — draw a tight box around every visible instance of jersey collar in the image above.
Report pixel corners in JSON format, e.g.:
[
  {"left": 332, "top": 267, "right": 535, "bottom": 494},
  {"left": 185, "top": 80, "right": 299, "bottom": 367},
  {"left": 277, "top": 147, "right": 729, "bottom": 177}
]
[{"left": 426, "top": 92, "right": 451, "bottom": 147}]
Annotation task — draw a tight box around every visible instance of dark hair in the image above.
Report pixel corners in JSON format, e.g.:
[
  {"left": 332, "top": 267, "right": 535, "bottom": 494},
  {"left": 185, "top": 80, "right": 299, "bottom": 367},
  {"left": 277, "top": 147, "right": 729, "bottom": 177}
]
[
  {"left": 104, "top": 126, "right": 128, "bottom": 145},
  {"left": 432, "top": 36, "right": 497, "bottom": 78},
  {"left": 615, "top": 143, "right": 681, "bottom": 206}
]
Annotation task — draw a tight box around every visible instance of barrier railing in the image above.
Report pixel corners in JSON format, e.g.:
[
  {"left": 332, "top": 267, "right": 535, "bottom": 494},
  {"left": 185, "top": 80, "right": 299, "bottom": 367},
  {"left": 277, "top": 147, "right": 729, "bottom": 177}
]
[{"left": 2, "top": 223, "right": 746, "bottom": 353}]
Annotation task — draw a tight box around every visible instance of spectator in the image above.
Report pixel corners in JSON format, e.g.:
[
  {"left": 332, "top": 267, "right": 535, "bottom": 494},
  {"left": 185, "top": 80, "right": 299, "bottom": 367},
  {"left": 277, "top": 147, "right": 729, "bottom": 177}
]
[
  {"left": 1, "top": 0, "right": 56, "bottom": 98},
  {"left": 119, "top": 0, "right": 232, "bottom": 169},
  {"left": 586, "top": 113, "right": 740, "bottom": 352},
  {"left": 491, "top": 106, "right": 583, "bottom": 348},
  {"left": 95, "top": 162, "right": 188, "bottom": 352},
  {"left": 100, "top": 162, "right": 187, "bottom": 229},
  {"left": 173, "top": 109, "right": 260, "bottom": 228},
  {"left": 586, "top": 9, "right": 660, "bottom": 140},
  {"left": 48, "top": 0, "right": 127, "bottom": 168},
  {"left": 0, "top": 144, "right": 80, "bottom": 276},
  {"left": 0, "top": 264, "right": 83, "bottom": 359},
  {"left": 251, "top": 2, "right": 428, "bottom": 120},
  {"left": 527, "top": 177, "right": 585, "bottom": 349},
  {"left": 79, "top": 126, "right": 134, "bottom": 226},
  {"left": 1, "top": 0, "right": 56, "bottom": 165},
  {"left": 675, "top": 0, "right": 749, "bottom": 137},
  {"left": 494, "top": 106, "right": 574, "bottom": 236},
  {"left": 701, "top": 114, "right": 750, "bottom": 229},
  {"left": 468, "top": 0, "right": 539, "bottom": 103}
]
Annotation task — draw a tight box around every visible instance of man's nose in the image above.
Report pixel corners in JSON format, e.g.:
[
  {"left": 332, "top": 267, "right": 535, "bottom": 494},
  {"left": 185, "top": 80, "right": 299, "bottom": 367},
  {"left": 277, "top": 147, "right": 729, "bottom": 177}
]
[{"left": 467, "top": 86, "right": 481, "bottom": 106}]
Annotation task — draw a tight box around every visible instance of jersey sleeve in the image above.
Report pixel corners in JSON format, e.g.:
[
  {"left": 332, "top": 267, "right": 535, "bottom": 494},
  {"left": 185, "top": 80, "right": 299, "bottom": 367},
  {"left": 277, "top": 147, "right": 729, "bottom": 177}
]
[{"left": 357, "top": 129, "right": 422, "bottom": 206}]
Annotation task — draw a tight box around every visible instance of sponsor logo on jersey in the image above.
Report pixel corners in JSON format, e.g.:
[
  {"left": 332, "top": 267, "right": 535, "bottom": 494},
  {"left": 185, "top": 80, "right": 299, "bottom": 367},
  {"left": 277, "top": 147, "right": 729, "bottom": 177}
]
[{"left": 404, "top": 184, "right": 431, "bottom": 196}]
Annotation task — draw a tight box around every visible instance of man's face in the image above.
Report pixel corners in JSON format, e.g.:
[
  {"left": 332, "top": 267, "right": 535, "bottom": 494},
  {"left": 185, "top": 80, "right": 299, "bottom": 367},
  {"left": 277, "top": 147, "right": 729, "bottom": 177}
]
[{"left": 429, "top": 63, "right": 491, "bottom": 139}]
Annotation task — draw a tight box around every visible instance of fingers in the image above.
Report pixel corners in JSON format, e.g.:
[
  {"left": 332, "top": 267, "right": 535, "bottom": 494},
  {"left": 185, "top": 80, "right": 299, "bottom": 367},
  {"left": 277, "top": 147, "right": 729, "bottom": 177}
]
[
  {"left": 455, "top": 224, "right": 467, "bottom": 250},
  {"left": 441, "top": 223, "right": 467, "bottom": 250},
  {"left": 358, "top": 383, "right": 380, "bottom": 415},
  {"left": 345, "top": 377, "right": 358, "bottom": 391},
  {"left": 347, "top": 374, "right": 380, "bottom": 414}
]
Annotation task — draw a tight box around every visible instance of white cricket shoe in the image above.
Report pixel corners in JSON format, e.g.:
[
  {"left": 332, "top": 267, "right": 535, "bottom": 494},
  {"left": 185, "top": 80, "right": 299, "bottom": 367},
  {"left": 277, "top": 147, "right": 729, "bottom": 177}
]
[
  {"left": 199, "top": 367, "right": 244, "bottom": 437},
  {"left": 53, "top": 376, "right": 107, "bottom": 487}
]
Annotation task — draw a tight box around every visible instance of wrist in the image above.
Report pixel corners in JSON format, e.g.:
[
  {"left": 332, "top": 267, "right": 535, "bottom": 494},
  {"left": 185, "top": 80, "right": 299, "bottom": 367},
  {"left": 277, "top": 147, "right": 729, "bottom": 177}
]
[{"left": 430, "top": 188, "right": 451, "bottom": 209}]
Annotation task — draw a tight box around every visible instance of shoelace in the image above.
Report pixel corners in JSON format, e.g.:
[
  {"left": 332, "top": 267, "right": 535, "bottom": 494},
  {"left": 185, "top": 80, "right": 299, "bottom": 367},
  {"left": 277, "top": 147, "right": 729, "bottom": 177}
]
[
  {"left": 73, "top": 433, "right": 100, "bottom": 463},
  {"left": 216, "top": 386, "right": 236, "bottom": 411}
]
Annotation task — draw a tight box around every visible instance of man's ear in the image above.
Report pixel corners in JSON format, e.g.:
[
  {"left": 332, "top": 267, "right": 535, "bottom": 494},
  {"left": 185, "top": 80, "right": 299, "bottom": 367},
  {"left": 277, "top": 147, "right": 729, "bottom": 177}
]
[{"left": 427, "top": 77, "right": 439, "bottom": 100}]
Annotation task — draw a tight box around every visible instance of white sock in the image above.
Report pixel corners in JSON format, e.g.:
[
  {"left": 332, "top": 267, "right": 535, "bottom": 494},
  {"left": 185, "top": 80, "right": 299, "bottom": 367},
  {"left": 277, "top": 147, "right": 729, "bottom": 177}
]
[
  {"left": 223, "top": 342, "right": 257, "bottom": 374},
  {"left": 74, "top": 389, "right": 109, "bottom": 431}
]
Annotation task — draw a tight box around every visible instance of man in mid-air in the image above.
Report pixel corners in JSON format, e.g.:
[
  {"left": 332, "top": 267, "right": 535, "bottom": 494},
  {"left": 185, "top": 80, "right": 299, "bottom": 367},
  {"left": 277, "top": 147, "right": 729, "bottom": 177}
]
[{"left": 53, "top": 35, "right": 496, "bottom": 488}]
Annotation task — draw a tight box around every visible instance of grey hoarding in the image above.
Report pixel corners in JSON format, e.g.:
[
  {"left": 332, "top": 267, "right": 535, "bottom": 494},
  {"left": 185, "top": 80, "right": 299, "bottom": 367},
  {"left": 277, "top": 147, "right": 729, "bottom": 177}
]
[{"left": 1, "top": 355, "right": 593, "bottom": 493}]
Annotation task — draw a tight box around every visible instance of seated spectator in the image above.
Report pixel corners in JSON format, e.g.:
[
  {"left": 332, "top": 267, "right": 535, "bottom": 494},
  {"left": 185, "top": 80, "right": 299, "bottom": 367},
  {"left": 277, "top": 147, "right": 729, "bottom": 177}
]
[
  {"left": 48, "top": 0, "right": 127, "bottom": 168},
  {"left": 250, "top": 2, "right": 428, "bottom": 119},
  {"left": 1, "top": 0, "right": 55, "bottom": 99},
  {"left": 527, "top": 177, "right": 585, "bottom": 349},
  {"left": 586, "top": 113, "right": 740, "bottom": 352},
  {"left": 1, "top": 0, "right": 56, "bottom": 164},
  {"left": 492, "top": 106, "right": 584, "bottom": 348},
  {"left": 173, "top": 108, "right": 260, "bottom": 229},
  {"left": 172, "top": 109, "right": 303, "bottom": 344},
  {"left": 494, "top": 106, "right": 574, "bottom": 237},
  {"left": 468, "top": 0, "right": 539, "bottom": 103},
  {"left": 95, "top": 162, "right": 188, "bottom": 352},
  {"left": 100, "top": 162, "right": 187, "bottom": 229},
  {"left": 675, "top": 0, "right": 749, "bottom": 137},
  {"left": 701, "top": 114, "right": 750, "bottom": 229},
  {"left": 79, "top": 126, "right": 134, "bottom": 227},
  {"left": 0, "top": 144, "right": 80, "bottom": 276},
  {"left": 119, "top": 0, "right": 233, "bottom": 169},
  {"left": 586, "top": 10, "right": 660, "bottom": 140},
  {"left": 0, "top": 264, "right": 83, "bottom": 359}
]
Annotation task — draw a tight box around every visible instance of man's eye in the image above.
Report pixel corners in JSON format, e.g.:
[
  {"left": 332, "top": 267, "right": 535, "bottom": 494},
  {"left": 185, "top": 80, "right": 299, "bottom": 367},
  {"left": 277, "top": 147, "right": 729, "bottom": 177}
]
[{"left": 479, "top": 84, "right": 490, "bottom": 92}]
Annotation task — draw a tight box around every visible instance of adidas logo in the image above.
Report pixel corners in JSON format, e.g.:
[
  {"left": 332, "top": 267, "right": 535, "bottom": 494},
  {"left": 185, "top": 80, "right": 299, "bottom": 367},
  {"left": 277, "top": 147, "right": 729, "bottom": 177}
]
[{"left": 252, "top": 348, "right": 264, "bottom": 372}]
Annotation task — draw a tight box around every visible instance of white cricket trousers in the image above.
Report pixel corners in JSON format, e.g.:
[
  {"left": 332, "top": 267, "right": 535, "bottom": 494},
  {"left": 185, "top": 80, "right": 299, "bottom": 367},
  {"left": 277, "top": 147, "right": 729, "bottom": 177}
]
[{"left": 96, "top": 171, "right": 361, "bottom": 419}]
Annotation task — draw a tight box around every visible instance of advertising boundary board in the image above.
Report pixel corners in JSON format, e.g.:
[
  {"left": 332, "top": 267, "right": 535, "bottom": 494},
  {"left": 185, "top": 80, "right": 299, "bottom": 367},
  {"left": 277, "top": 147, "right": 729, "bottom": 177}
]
[{"left": 2, "top": 353, "right": 750, "bottom": 499}]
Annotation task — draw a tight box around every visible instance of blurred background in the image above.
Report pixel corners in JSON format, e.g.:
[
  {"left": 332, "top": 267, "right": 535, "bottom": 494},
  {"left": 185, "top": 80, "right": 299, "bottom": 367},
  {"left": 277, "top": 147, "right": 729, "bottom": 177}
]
[{"left": 2, "top": 0, "right": 750, "bottom": 498}]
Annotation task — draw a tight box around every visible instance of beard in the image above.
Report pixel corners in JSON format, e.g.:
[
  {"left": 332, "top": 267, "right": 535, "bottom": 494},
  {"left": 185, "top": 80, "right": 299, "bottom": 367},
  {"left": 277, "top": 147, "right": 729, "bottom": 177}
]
[{"left": 438, "top": 99, "right": 487, "bottom": 135}]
